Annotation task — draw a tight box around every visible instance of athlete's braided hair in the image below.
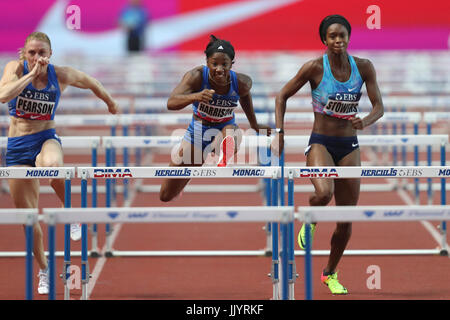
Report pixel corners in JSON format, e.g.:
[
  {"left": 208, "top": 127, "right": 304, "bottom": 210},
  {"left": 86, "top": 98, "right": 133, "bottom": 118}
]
[{"left": 204, "top": 35, "right": 235, "bottom": 61}]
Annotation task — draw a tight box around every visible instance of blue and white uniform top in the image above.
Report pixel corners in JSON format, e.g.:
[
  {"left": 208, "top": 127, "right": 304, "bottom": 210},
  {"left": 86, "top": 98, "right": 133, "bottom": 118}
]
[
  {"left": 8, "top": 60, "right": 61, "bottom": 121},
  {"left": 312, "top": 54, "right": 363, "bottom": 120},
  {"left": 192, "top": 66, "right": 240, "bottom": 123}
]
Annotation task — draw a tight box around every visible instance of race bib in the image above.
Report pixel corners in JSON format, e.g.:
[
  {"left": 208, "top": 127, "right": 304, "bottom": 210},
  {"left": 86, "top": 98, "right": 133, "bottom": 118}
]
[
  {"left": 15, "top": 90, "right": 56, "bottom": 120},
  {"left": 197, "top": 98, "right": 237, "bottom": 122},
  {"left": 323, "top": 92, "right": 361, "bottom": 119}
]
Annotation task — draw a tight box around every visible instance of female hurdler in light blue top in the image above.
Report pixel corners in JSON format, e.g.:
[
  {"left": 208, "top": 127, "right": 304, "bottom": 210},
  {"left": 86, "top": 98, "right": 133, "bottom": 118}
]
[{"left": 272, "top": 15, "right": 384, "bottom": 295}]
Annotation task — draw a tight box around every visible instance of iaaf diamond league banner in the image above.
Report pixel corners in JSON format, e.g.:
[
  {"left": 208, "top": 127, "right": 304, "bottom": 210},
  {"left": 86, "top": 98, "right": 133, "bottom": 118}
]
[{"left": 0, "top": 0, "right": 449, "bottom": 56}]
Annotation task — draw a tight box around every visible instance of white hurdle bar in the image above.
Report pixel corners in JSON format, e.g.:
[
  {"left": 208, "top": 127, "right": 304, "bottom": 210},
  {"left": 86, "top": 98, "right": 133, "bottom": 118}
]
[
  {"left": 76, "top": 166, "right": 292, "bottom": 300},
  {"left": 296, "top": 205, "right": 450, "bottom": 300},
  {"left": 285, "top": 166, "right": 449, "bottom": 255},
  {"left": 77, "top": 166, "right": 280, "bottom": 256},
  {"left": 0, "top": 167, "right": 75, "bottom": 300},
  {"left": 0, "top": 209, "right": 38, "bottom": 300},
  {"left": 43, "top": 206, "right": 295, "bottom": 300}
]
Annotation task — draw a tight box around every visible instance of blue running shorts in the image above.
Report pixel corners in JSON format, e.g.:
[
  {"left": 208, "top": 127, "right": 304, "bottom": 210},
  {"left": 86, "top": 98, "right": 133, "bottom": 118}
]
[
  {"left": 183, "top": 116, "right": 236, "bottom": 151},
  {"left": 305, "top": 132, "right": 359, "bottom": 164},
  {"left": 6, "top": 128, "right": 62, "bottom": 167}
]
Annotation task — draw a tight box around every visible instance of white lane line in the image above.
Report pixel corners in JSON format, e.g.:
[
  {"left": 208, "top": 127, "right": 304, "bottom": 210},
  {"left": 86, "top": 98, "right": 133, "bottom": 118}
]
[
  {"left": 365, "top": 147, "right": 448, "bottom": 250},
  {"left": 85, "top": 154, "right": 153, "bottom": 300},
  {"left": 393, "top": 180, "right": 448, "bottom": 249}
]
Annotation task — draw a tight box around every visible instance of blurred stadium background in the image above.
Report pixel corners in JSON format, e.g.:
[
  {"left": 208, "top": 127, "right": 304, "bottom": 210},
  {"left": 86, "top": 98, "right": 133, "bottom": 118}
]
[{"left": 1, "top": 0, "right": 449, "bottom": 137}]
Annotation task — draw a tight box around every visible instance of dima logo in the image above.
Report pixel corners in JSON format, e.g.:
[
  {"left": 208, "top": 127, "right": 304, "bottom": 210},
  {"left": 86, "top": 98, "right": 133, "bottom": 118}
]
[
  {"left": 94, "top": 168, "right": 133, "bottom": 178},
  {"left": 299, "top": 168, "right": 338, "bottom": 178}
]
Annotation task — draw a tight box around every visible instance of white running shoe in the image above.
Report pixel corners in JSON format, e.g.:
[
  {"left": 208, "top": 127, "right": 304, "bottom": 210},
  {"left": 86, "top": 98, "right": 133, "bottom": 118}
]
[
  {"left": 37, "top": 269, "right": 49, "bottom": 295},
  {"left": 70, "top": 223, "right": 82, "bottom": 241}
]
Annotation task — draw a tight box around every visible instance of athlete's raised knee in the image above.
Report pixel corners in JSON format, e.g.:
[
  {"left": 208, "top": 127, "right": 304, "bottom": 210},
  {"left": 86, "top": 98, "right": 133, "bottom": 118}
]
[
  {"left": 159, "top": 188, "right": 175, "bottom": 202},
  {"left": 310, "top": 189, "right": 333, "bottom": 206},
  {"left": 36, "top": 155, "right": 62, "bottom": 168}
]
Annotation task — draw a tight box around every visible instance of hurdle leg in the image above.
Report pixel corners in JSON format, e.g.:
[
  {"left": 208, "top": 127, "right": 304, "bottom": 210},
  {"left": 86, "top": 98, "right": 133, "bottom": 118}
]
[
  {"left": 90, "top": 142, "right": 100, "bottom": 258},
  {"left": 426, "top": 123, "right": 433, "bottom": 205},
  {"left": 401, "top": 122, "right": 408, "bottom": 190},
  {"left": 262, "top": 145, "right": 272, "bottom": 257},
  {"left": 287, "top": 171, "right": 297, "bottom": 300},
  {"left": 392, "top": 121, "right": 400, "bottom": 190},
  {"left": 63, "top": 225, "right": 71, "bottom": 300},
  {"left": 123, "top": 124, "right": 129, "bottom": 202},
  {"left": 270, "top": 173, "right": 279, "bottom": 300},
  {"left": 280, "top": 221, "right": 289, "bottom": 300},
  {"left": 105, "top": 142, "right": 114, "bottom": 257},
  {"left": 80, "top": 172, "right": 91, "bottom": 299},
  {"left": 304, "top": 211, "right": 313, "bottom": 300},
  {"left": 263, "top": 178, "right": 272, "bottom": 256},
  {"left": 414, "top": 124, "right": 420, "bottom": 204},
  {"left": 439, "top": 222, "right": 448, "bottom": 256},
  {"left": 439, "top": 142, "right": 448, "bottom": 256},
  {"left": 63, "top": 173, "right": 72, "bottom": 300},
  {"left": 25, "top": 214, "right": 34, "bottom": 300},
  {"left": 81, "top": 223, "right": 90, "bottom": 300},
  {"left": 47, "top": 213, "right": 56, "bottom": 300}
]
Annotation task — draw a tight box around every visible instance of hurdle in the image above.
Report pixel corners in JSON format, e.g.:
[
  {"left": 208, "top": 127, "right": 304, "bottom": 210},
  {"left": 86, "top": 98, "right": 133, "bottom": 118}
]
[
  {"left": 98, "top": 134, "right": 448, "bottom": 261},
  {"left": 0, "top": 167, "right": 75, "bottom": 300},
  {"left": 283, "top": 134, "right": 448, "bottom": 198},
  {"left": 296, "top": 205, "right": 450, "bottom": 300},
  {"left": 286, "top": 166, "right": 449, "bottom": 256},
  {"left": 77, "top": 166, "right": 280, "bottom": 255},
  {"left": 0, "top": 208, "right": 38, "bottom": 300},
  {"left": 75, "top": 166, "right": 296, "bottom": 300},
  {"left": 0, "top": 137, "right": 99, "bottom": 259},
  {"left": 43, "top": 205, "right": 294, "bottom": 300}
]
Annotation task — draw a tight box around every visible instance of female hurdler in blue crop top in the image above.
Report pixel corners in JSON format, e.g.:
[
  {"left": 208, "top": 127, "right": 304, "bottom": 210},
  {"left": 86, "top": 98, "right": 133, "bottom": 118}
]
[
  {"left": 311, "top": 54, "right": 363, "bottom": 120},
  {"left": 8, "top": 60, "right": 61, "bottom": 121}
]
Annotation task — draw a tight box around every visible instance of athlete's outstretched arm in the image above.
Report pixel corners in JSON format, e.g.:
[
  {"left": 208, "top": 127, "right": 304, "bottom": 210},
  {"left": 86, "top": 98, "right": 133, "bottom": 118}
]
[
  {"left": 56, "top": 66, "right": 119, "bottom": 114},
  {"left": 272, "top": 60, "right": 315, "bottom": 156},
  {"left": 167, "top": 67, "right": 214, "bottom": 110},
  {"left": 350, "top": 59, "right": 384, "bottom": 130}
]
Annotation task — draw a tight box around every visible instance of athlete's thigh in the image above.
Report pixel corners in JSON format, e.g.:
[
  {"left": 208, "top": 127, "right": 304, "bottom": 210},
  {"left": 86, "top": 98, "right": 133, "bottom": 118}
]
[
  {"left": 8, "top": 165, "right": 39, "bottom": 208},
  {"left": 35, "top": 139, "right": 64, "bottom": 167},
  {"left": 334, "top": 148, "right": 361, "bottom": 205},
  {"left": 306, "top": 144, "right": 335, "bottom": 194}
]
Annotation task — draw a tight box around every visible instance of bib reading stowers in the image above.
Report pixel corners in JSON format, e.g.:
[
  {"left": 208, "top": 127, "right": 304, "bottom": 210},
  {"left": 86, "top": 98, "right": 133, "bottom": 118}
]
[{"left": 312, "top": 54, "right": 363, "bottom": 120}]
